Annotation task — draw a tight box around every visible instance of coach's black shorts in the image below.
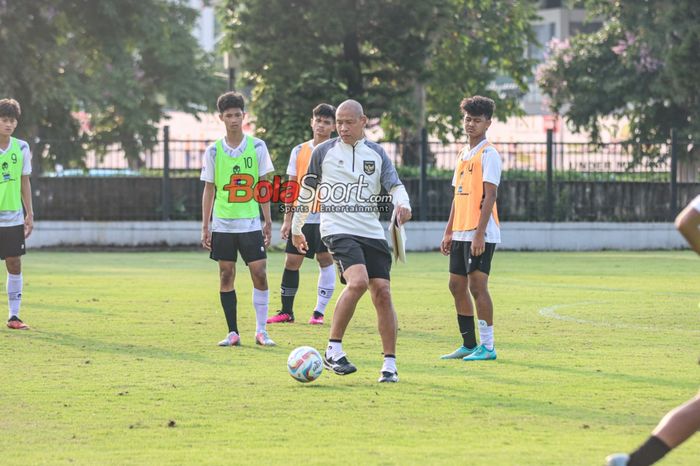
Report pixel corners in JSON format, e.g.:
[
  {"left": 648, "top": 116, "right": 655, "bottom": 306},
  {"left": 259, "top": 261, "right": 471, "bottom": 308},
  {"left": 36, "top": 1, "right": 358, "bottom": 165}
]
[
  {"left": 0, "top": 225, "right": 25, "bottom": 260},
  {"left": 210, "top": 230, "right": 266, "bottom": 265},
  {"left": 449, "top": 240, "right": 496, "bottom": 276},
  {"left": 285, "top": 223, "right": 328, "bottom": 258},
  {"left": 323, "top": 234, "right": 391, "bottom": 285}
]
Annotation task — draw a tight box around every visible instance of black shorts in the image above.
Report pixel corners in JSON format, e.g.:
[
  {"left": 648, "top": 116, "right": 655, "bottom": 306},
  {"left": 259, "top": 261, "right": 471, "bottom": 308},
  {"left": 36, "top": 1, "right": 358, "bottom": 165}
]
[
  {"left": 323, "top": 234, "right": 391, "bottom": 285},
  {"left": 449, "top": 240, "right": 496, "bottom": 276},
  {"left": 210, "top": 230, "right": 267, "bottom": 265},
  {"left": 0, "top": 225, "right": 25, "bottom": 260},
  {"left": 285, "top": 223, "right": 328, "bottom": 258}
]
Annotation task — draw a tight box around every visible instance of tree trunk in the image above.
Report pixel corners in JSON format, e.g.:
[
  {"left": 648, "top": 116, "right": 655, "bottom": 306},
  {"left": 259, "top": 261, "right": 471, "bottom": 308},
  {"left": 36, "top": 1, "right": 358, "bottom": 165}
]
[{"left": 341, "top": 2, "right": 363, "bottom": 99}]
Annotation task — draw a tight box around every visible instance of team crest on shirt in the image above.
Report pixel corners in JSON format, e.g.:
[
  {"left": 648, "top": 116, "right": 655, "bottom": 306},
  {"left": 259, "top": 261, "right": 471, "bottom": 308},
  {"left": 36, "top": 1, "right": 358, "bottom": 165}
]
[
  {"left": 363, "top": 160, "right": 375, "bottom": 175},
  {"left": 232, "top": 165, "right": 241, "bottom": 174},
  {"left": 1, "top": 162, "right": 11, "bottom": 182}
]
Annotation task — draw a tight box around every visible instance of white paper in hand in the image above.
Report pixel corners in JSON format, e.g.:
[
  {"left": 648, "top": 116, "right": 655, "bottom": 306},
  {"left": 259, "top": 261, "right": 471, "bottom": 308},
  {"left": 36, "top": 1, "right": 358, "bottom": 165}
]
[{"left": 389, "top": 210, "right": 407, "bottom": 263}]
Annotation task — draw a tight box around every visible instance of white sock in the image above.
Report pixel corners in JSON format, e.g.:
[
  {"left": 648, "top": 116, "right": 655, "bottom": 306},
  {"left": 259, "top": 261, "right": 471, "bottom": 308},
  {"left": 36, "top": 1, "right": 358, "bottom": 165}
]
[
  {"left": 252, "top": 288, "right": 269, "bottom": 333},
  {"left": 478, "top": 319, "right": 494, "bottom": 350},
  {"left": 7, "top": 272, "right": 22, "bottom": 320},
  {"left": 381, "top": 355, "right": 397, "bottom": 373},
  {"left": 326, "top": 340, "right": 343, "bottom": 360},
  {"left": 315, "top": 265, "right": 335, "bottom": 315}
]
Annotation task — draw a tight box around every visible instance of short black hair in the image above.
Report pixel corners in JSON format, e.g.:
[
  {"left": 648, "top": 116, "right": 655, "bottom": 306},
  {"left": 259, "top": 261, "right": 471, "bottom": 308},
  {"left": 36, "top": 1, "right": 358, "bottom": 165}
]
[
  {"left": 460, "top": 96, "right": 495, "bottom": 120},
  {"left": 313, "top": 103, "right": 336, "bottom": 121},
  {"left": 217, "top": 92, "right": 245, "bottom": 113},
  {"left": 0, "top": 99, "right": 21, "bottom": 120}
]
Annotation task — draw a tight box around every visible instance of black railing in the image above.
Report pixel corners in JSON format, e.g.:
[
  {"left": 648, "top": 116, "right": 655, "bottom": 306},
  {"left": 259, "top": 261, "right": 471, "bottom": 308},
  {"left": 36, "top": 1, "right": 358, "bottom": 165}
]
[{"left": 32, "top": 127, "right": 697, "bottom": 222}]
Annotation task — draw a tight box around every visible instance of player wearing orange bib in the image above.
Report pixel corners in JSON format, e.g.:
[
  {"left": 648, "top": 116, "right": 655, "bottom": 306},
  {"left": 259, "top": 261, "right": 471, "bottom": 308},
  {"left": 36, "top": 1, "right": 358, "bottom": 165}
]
[
  {"left": 440, "top": 96, "right": 501, "bottom": 362},
  {"left": 268, "top": 104, "right": 337, "bottom": 325}
]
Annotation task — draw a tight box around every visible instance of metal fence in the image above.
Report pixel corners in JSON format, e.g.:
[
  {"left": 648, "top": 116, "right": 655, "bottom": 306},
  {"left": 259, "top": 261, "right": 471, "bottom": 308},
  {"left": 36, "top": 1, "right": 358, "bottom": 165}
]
[
  {"left": 33, "top": 127, "right": 698, "bottom": 222},
  {"left": 43, "top": 128, "right": 682, "bottom": 181}
]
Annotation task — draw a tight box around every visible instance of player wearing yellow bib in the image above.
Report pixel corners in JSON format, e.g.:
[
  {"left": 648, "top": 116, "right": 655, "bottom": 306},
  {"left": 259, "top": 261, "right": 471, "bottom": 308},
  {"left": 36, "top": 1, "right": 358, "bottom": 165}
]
[
  {"left": 200, "top": 92, "right": 276, "bottom": 347},
  {"left": 268, "top": 103, "right": 337, "bottom": 325},
  {"left": 440, "top": 96, "right": 501, "bottom": 361},
  {"left": 0, "top": 99, "right": 34, "bottom": 330}
]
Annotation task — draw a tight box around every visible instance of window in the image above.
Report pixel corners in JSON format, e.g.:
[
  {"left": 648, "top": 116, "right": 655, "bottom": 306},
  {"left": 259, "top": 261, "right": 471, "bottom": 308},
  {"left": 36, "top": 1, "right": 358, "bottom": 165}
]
[{"left": 529, "top": 23, "right": 556, "bottom": 62}]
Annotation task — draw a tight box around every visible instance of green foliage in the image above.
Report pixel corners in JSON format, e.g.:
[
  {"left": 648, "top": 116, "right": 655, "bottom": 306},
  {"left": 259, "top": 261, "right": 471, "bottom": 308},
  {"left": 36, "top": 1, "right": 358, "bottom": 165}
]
[
  {"left": 538, "top": 0, "right": 700, "bottom": 156},
  {"left": 220, "top": 0, "right": 536, "bottom": 167},
  {"left": 395, "top": 165, "right": 454, "bottom": 179},
  {"left": 501, "top": 168, "right": 669, "bottom": 182},
  {"left": 426, "top": 0, "right": 538, "bottom": 140},
  {"left": 0, "top": 0, "right": 221, "bottom": 170}
]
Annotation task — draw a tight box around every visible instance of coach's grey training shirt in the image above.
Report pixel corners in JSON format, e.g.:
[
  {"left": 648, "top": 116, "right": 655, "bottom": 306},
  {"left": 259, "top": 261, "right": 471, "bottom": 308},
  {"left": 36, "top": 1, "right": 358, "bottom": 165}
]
[{"left": 291, "top": 137, "right": 410, "bottom": 240}]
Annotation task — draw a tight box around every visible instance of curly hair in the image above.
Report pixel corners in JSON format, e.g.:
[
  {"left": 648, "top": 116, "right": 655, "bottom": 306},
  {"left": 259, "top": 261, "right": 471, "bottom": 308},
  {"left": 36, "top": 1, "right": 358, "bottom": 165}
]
[
  {"left": 460, "top": 96, "right": 495, "bottom": 119},
  {"left": 216, "top": 92, "right": 245, "bottom": 113}
]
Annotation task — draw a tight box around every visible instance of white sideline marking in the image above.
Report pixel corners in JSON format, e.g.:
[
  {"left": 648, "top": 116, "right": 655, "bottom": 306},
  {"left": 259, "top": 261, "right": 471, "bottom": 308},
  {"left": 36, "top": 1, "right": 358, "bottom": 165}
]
[{"left": 538, "top": 301, "right": 700, "bottom": 334}]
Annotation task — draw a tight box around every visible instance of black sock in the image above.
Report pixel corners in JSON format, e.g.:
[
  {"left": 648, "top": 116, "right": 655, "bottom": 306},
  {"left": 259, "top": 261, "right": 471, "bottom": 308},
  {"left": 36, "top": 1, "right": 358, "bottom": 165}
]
[
  {"left": 457, "top": 314, "right": 477, "bottom": 349},
  {"left": 628, "top": 436, "right": 671, "bottom": 466},
  {"left": 280, "top": 268, "right": 299, "bottom": 314},
  {"left": 220, "top": 290, "right": 238, "bottom": 333}
]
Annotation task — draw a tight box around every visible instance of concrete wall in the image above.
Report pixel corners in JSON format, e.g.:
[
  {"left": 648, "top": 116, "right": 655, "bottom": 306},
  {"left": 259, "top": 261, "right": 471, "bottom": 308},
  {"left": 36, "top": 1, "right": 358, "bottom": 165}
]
[{"left": 26, "top": 221, "right": 690, "bottom": 251}]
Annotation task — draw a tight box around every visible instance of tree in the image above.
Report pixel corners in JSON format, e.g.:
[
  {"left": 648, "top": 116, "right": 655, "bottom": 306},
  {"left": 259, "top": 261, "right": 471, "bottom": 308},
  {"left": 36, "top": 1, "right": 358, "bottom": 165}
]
[
  {"left": 426, "top": 0, "right": 538, "bottom": 141},
  {"left": 0, "top": 0, "right": 220, "bottom": 171},
  {"left": 538, "top": 0, "right": 700, "bottom": 179},
  {"left": 220, "top": 0, "right": 536, "bottom": 167}
]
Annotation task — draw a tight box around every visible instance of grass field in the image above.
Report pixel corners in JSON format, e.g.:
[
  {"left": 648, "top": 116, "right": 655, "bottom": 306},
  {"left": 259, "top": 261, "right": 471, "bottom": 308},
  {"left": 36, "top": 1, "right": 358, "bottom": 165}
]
[{"left": 1, "top": 250, "right": 698, "bottom": 465}]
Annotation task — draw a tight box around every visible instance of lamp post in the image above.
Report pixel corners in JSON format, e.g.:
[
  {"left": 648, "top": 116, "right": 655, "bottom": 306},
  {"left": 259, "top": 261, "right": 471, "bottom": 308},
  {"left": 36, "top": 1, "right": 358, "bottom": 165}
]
[{"left": 224, "top": 51, "right": 235, "bottom": 91}]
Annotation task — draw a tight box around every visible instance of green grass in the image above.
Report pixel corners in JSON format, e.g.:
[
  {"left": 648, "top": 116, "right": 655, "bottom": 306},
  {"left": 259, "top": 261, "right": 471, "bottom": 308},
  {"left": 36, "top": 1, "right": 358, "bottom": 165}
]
[{"left": 1, "top": 251, "right": 699, "bottom": 465}]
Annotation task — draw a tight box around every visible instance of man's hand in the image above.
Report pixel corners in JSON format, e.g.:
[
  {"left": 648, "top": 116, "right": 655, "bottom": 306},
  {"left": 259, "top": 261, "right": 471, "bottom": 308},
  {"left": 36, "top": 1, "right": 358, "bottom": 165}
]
[
  {"left": 470, "top": 233, "right": 485, "bottom": 257},
  {"left": 24, "top": 214, "right": 34, "bottom": 239},
  {"left": 440, "top": 232, "right": 452, "bottom": 256},
  {"left": 201, "top": 225, "right": 211, "bottom": 251},
  {"left": 396, "top": 205, "right": 412, "bottom": 225},
  {"left": 263, "top": 221, "right": 272, "bottom": 248},
  {"left": 280, "top": 221, "right": 291, "bottom": 241},
  {"left": 292, "top": 233, "right": 308, "bottom": 255}
]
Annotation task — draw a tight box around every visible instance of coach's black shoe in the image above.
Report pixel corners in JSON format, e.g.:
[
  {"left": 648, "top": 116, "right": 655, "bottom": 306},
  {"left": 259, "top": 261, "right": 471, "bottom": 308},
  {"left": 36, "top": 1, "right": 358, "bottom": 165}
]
[
  {"left": 378, "top": 371, "right": 399, "bottom": 383},
  {"left": 323, "top": 353, "right": 357, "bottom": 375}
]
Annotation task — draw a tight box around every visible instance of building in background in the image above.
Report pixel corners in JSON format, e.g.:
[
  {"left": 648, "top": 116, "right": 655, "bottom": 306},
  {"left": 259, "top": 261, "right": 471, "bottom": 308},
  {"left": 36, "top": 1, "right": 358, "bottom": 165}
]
[
  {"left": 188, "top": 0, "right": 218, "bottom": 53},
  {"left": 522, "top": 0, "right": 602, "bottom": 116},
  {"left": 168, "top": 1, "right": 608, "bottom": 145}
]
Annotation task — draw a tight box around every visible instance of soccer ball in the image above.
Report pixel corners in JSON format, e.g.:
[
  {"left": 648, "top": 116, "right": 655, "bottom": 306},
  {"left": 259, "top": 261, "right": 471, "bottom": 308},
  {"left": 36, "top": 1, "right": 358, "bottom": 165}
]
[{"left": 287, "top": 346, "right": 323, "bottom": 383}]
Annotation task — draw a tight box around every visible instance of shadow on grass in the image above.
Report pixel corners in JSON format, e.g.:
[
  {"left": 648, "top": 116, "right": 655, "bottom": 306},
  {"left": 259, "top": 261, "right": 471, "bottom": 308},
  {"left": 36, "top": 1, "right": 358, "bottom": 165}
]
[
  {"left": 404, "top": 347, "right": 695, "bottom": 391},
  {"left": 33, "top": 303, "right": 112, "bottom": 316},
  {"left": 29, "top": 331, "right": 228, "bottom": 366},
  {"left": 490, "top": 358, "right": 697, "bottom": 391}
]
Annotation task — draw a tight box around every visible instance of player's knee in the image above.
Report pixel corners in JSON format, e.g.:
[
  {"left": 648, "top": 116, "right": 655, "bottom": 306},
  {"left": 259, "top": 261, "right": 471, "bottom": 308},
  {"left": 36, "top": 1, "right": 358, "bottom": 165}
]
[
  {"left": 284, "top": 255, "right": 302, "bottom": 270},
  {"left": 448, "top": 278, "right": 463, "bottom": 296},
  {"left": 219, "top": 268, "right": 234, "bottom": 285},
  {"left": 373, "top": 285, "right": 392, "bottom": 306},
  {"left": 347, "top": 277, "right": 369, "bottom": 294},
  {"left": 251, "top": 269, "right": 267, "bottom": 288},
  {"left": 468, "top": 284, "right": 485, "bottom": 300},
  {"left": 469, "top": 285, "right": 483, "bottom": 299},
  {"left": 5, "top": 257, "right": 21, "bottom": 275},
  {"left": 317, "top": 257, "right": 333, "bottom": 268}
]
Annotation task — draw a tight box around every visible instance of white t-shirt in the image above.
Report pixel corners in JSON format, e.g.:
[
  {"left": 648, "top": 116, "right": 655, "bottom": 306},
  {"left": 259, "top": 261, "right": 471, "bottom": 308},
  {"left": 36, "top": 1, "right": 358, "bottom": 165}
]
[
  {"left": 200, "top": 136, "right": 274, "bottom": 233},
  {"left": 0, "top": 137, "right": 32, "bottom": 228},
  {"left": 287, "top": 140, "right": 320, "bottom": 224},
  {"left": 451, "top": 139, "right": 502, "bottom": 244},
  {"left": 691, "top": 195, "right": 700, "bottom": 213},
  {"left": 291, "top": 137, "right": 411, "bottom": 240}
]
